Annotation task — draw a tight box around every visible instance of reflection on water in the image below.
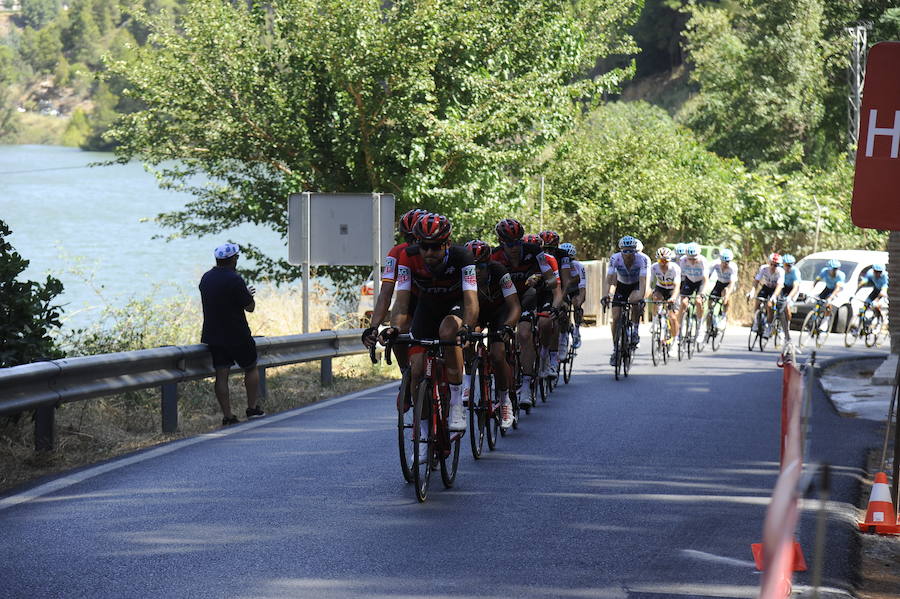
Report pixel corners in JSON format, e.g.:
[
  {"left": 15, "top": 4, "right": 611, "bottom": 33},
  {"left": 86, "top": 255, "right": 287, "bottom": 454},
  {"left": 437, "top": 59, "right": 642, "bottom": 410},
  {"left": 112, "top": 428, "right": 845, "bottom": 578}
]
[{"left": 0, "top": 145, "right": 287, "bottom": 328}]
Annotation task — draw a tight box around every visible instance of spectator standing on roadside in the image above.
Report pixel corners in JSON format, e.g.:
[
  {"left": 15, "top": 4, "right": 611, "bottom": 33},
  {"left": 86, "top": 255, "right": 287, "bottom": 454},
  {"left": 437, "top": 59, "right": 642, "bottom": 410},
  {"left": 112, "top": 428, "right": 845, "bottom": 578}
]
[{"left": 200, "top": 243, "right": 265, "bottom": 426}]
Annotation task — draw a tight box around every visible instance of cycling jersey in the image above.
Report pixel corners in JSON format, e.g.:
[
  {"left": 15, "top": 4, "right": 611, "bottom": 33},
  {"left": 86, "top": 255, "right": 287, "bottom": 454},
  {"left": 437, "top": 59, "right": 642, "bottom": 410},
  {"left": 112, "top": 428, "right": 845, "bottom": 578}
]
[
  {"left": 543, "top": 254, "right": 561, "bottom": 286},
  {"left": 475, "top": 261, "right": 517, "bottom": 308},
  {"left": 607, "top": 252, "right": 650, "bottom": 285},
  {"left": 708, "top": 260, "right": 738, "bottom": 284},
  {"left": 781, "top": 269, "right": 800, "bottom": 296},
  {"left": 381, "top": 242, "right": 410, "bottom": 283},
  {"left": 571, "top": 259, "right": 587, "bottom": 290},
  {"left": 396, "top": 245, "right": 478, "bottom": 300},
  {"left": 755, "top": 265, "right": 785, "bottom": 289},
  {"left": 862, "top": 271, "right": 888, "bottom": 290},
  {"left": 650, "top": 261, "right": 681, "bottom": 290},
  {"left": 678, "top": 255, "right": 709, "bottom": 283},
  {"left": 543, "top": 246, "right": 573, "bottom": 278},
  {"left": 490, "top": 243, "right": 552, "bottom": 295},
  {"left": 815, "top": 267, "right": 845, "bottom": 290}
]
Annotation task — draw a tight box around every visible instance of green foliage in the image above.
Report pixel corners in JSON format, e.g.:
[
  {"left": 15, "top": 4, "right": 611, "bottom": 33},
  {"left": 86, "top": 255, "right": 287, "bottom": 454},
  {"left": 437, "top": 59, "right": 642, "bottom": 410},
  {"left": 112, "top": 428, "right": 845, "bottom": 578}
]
[
  {"left": 18, "top": 24, "right": 62, "bottom": 73},
  {"left": 82, "top": 79, "right": 119, "bottom": 150},
  {"left": 0, "top": 220, "right": 64, "bottom": 368},
  {"left": 680, "top": 0, "right": 826, "bottom": 169},
  {"left": 21, "top": 0, "right": 61, "bottom": 30},
  {"left": 61, "top": 106, "right": 90, "bottom": 146},
  {"left": 105, "top": 0, "right": 642, "bottom": 284},
  {"left": 63, "top": 0, "right": 103, "bottom": 66},
  {"left": 0, "top": 45, "right": 18, "bottom": 142},
  {"left": 541, "top": 101, "right": 742, "bottom": 255}
]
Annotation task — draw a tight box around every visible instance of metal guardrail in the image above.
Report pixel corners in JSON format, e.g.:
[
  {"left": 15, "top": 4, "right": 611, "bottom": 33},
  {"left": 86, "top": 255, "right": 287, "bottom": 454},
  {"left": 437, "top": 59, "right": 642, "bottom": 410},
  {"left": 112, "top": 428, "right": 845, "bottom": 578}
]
[{"left": 0, "top": 329, "right": 367, "bottom": 450}]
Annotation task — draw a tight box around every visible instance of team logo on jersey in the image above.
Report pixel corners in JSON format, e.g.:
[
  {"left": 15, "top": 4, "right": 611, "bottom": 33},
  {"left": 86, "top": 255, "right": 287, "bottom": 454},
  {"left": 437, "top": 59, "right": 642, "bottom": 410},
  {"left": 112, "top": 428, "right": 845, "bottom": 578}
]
[
  {"left": 397, "top": 265, "right": 411, "bottom": 285},
  {"left": 463, "top": 264, "right": 477, "bottom": 289},
  {"left": 382, "top": 256, "right": 397, "bottom": 279}
]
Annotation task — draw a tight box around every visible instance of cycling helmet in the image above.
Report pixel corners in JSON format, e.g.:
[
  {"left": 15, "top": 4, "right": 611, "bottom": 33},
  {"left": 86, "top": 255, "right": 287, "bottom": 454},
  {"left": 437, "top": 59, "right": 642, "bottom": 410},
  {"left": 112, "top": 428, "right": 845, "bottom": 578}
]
[
  {"left": 495, "top": 218, "right": 524, "bottom": 242},
  {"left": 674, "top": 243, "right": 687, "bottom": 256},
  {"left": 559, "top": 242, "right": 577, "bottom": 258},
  {"left": 523, "top": 233, "right": 542, "bottom": 246},
  {"left": 413, "top": 213, "right": 452, "bottom": 242},
  {"left": 656, "top": 247, "right": 674, "bottom": 260},
  {"left": 686, "top": 242, "right": 700, "bottom": 257},
  {"left": 618, "top": 235, "right": 638, "bottom": 250},
  {"left": 635, "top": 239, "right": 644, "bottom": 252},
  {"left": 398, "top": 209, "right": 427, "bottom": 236},
  {"left": 539, "top": 230, "right": 560, "bottom": 247},
  {"left": 465, "top": 239, "right": 492, "bottom": 263},
  {"left": 719, "top": 249, "right": 733, "bottom": 262},
  {"left": 826, "top": 259, "right": 841, "bottom": 269},
  {"left": 769, "top": 253, "right": 782, "bottom": 265},
  {"left": 782, "top": 254, "right": 796, "bottom": 265},
  {"left": 872, "top": 263, "right": 885, "bottom": 272}
]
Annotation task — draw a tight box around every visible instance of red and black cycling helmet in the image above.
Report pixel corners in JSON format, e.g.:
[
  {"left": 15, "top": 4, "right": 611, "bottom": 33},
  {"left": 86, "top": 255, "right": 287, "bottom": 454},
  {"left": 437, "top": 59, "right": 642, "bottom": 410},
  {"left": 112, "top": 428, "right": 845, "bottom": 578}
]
[
  {"left": 539, "top": 230, "right": 560, "bottom": 247},
  {"left": 523, "top": 233, "right": 542, "bottom": 246},
  {"left": 398, "top": 209, "right": 428, "bottom": 236},
  {"left": 465, "top": 239, "right": 491, "bottom": 263},
  {"left": 413, "top": 213, "right": 452, "bottom": 243},
  {"left": 495, "top": 218, "right": 524, "bottom": 242}
]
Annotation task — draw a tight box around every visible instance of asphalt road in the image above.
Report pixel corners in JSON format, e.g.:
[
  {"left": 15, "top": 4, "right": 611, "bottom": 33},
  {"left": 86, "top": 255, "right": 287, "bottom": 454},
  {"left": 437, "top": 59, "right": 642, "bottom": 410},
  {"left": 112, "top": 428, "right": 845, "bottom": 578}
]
[{"left": 0, "top": 326, "right": 882, "bottom": 598}]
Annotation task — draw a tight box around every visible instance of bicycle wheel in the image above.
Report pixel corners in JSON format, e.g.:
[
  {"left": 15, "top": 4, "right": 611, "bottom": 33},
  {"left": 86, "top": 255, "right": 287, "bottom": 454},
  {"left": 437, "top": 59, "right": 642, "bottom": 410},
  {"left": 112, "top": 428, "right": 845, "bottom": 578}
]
[
  {"left": 397, "top": 373, "right": 414, "bottom": 483},
  {"left": 468, "top": 364, "right": 486, "bottom": 460},
  {"left": 485, "top": 375, "right": 499, "bottom": 450},
  {"left": 758, "top": 313, "right": 770, "bottom": 352},
  {"left": 798, "top": 311, "right": 817, "bottom": 349},
  {"left": 748, "top": 311, "right": 760, "bottom": 351},
  {"left": 563, "top": 341, "right": 575, "bottom": 383},
  {"left": 440, "top": 395, "right": 461, "bottom": 488},
  {"left": 873, "top": 314, "right": 888, "bottom": 347},
  {"left": 677, "top": 327, "right": 684, "bottom": 361},
  {"left": 816, "top": 313, "right": 832, "bottom": 347},
  {"left": 622, "top": 322, "right": 633, "bottom": 377},
  {"left": 686, "top": 315, "right": 696, "bottom": 359},
  {"left": 695, "top": 313, "right": 708, "bottom": 353},
  {"left": 650, "top": 321, "right": 660, "bottom": 367},
  {"left": 845, "top": 315, "right": 861, "bottom": 347},
  {"left": 614, "top": 321, "right": 625, "bottom": 380},
  {"left": 412, "top": 381, "right": 433, "bottom": 502},
  {"left": 661, "top": 319, "right": 670, "bottom": 364},
  {"left": 772, "top": 318, "right": 783, "bottom": 350},
  {"left": 711, "top": 314, "right": 724, "bottom": 352}
]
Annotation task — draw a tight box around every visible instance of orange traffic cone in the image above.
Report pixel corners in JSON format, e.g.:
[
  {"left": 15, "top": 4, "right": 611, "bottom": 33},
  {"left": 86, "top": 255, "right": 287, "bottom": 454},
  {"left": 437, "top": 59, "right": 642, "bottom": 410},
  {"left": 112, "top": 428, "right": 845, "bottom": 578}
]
[{"left": 858, "top": 472, "right": 900, "bottom": 535}]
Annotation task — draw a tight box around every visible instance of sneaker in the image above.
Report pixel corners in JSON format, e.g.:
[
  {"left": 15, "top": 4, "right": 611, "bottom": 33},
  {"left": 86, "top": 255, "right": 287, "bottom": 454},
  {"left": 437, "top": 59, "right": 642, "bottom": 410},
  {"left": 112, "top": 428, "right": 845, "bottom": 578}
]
[
  {"left": 500, "top": 399, "right": 513, "bottom": 429},
  {"left": 548, "top": 362, "right": 558, "bottom": 377},
  {"left": 518, "top": 389, "right": 533, "bottom": 408},
  {"left": 245, "top": 406, "right": 265, "bottom": 419},
  {"left": 609, "top": 351, "right": 618, "bottom": 366},
  {"left": 222, "top": 415, "right": 239, "bottom": 426},
  {"left": 573, "top": 336, "right": 581, "bottom": 349},
  {"left": 449, "top": 404, "right": 467, "bottom": 431}
]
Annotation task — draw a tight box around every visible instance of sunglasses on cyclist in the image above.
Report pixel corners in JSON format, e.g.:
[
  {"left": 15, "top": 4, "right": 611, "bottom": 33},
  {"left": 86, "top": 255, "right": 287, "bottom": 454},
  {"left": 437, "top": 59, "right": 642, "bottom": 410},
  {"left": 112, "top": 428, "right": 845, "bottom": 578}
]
[
  {"left": 621, "top": 248, "right": 636, "bottom": 254},
  {"left": 419, "top": 241, "right": 445, "bottom": 251}
]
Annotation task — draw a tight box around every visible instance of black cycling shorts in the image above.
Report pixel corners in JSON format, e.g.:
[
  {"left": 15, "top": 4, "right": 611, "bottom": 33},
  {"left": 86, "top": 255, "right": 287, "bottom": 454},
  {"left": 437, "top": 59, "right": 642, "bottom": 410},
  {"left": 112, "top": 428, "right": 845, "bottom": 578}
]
[
  {"left": 680, "top": 279, "right": 704, "bottom": 297},
  {"left": 710, "top": 280, "right": 729, "bottom": 298},
  {"left": 779, "top": 284, "right": 793, "bottom": 298},
  {"left": 208, "top": 337, "right": 258, "bottom": 370},
  {"left": 613, "top": 281, "right": 639, "bottom": 304},
  {"left": 479, "top": 302, "right": 510, "bottom": 330},
  {"left": 411, "top": 298, "right": 464, "bottom": 340},
  {"left": 758, "top": 285, "right": 776, "bottom": 300},
  {"left": 653, "top": 286, "right": 673, "bottom": 300}
]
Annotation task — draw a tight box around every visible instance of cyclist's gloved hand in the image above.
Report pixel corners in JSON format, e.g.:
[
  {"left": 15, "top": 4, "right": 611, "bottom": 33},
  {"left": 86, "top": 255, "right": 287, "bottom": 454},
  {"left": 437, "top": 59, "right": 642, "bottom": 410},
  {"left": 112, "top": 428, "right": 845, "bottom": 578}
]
[
  {"left": 378, "top": 327, "right": 399, "bottom": 344},
  {"left": 500, "top": 325, "right": 515, "bottom": 340},
  {"left": 456, "top": 324, "right": 472, "bottom": 345},
  {"left": 361, "top": 326, "right": 379, "bottom": 348}
]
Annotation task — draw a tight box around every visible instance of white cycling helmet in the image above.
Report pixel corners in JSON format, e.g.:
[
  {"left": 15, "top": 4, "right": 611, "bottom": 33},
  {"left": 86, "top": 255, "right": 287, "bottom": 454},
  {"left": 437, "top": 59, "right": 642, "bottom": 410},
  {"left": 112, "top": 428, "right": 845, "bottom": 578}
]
[
  {"left": 686, "top": 242, "right": 700, "bottom": 257},
  {"left": 656, "top": 247, "right": 674, "bottom": 260},
  {"left": 674, "top": 243, "right": 687, "bottom": 256},
  {"left": 559, "top": 242, "right": 577, "bottom": 258},
  {"left": 635, "top": 239, "right": 644, "bottom": 252},
  {"left": 719, "top": 248, "right": 733, "bottom": 262},
  {"left": 618, "top": 235, "right": 638, "bottom": 250}
]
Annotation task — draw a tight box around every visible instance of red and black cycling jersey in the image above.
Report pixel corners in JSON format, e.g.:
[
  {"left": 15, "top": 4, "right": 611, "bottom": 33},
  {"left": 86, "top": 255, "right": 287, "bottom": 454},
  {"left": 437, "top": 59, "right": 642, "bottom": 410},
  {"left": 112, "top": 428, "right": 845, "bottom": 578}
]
[
  {"left": 396, "top": 245, "right": 477, "bottom": 301},
  {"left": 381, "top": 242, "right": 411, "bottom": 284},
  {"left": 543, "top": 246, "right": 573, "bottom": 274},
  {"left": 475, "top": 261, "right": 518, "bottom": 308},
  {"left": 489, "top": 242, "right": 553, "bottom": 295}
]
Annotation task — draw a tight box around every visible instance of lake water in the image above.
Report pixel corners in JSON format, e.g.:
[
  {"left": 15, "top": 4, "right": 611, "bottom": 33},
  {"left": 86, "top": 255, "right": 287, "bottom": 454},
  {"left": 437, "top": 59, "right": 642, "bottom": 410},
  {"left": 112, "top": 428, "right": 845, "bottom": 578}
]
[{"left": 0, "top": 145, "right": 288, "bottom": 329}]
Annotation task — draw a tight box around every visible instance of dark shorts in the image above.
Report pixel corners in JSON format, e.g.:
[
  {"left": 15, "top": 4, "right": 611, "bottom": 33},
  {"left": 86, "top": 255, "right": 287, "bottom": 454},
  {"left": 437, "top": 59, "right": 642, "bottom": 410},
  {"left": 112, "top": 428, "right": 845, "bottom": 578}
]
[
  {"left": 758, "top": 285, "right": 776, "bottom": 300},
  {"left": 479, "top": 302, "right": 510, "bottom": 330},
  {"left": 613, "top": 281, "right": 639, "bottom": 304},
  {"left": 653, "top": 286, "right": 673, "bottom": 300},
  {"left": 208, "top": 337, "right": 257, "bottom": 370},
  {"left": 779, "top": 284, "right": 793, "bottom": 297},
  {"left": 411, "top": 298, "right": 464, "bottom": 340},
  {"left": 710, "top": 280, "right": 729, "bottom": 298},
  {"left": 816, "top": 287, "right": 835, "bottom": 301},
  {"left": 680, "top": 279, "right": 703, "bottom": 297}
]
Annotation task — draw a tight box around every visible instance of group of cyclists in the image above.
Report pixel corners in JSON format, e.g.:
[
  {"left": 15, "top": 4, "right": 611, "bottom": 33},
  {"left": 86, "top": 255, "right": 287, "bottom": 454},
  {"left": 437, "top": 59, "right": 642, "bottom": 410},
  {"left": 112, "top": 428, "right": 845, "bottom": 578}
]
[{"left": 361, "top": 210, "right": 587, "bottom": 436}]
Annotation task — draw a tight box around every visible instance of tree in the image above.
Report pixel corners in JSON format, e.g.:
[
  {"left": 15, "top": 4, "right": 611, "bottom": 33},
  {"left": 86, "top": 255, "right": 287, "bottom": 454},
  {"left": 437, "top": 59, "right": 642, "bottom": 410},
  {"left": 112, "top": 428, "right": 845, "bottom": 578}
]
[
  {"left": 105, "top": 0, "right": 642, "bottom": 283},
  {"left": 21, "top": 0, "right": 61, "bottom": 30},
  {"left": 63, "top": 0, "right": 103, "bottom": 66},
  {"left": 83, "top": 80, "right": 119, "bottom": 150},
  {"left": 19, "top": 25, "right": 63, "bottom": 73},
  {"left": 680, "top": 0, "right": 827, "bottom": 169},
  {"left": 0, "top": 220, "right": 64, "bottom": 368},
  {"left": 61, "top": 107, "right": 91, "bottom": 146},
  {"left": 0, "top": 46, "right": 18, "bottom": 143}
]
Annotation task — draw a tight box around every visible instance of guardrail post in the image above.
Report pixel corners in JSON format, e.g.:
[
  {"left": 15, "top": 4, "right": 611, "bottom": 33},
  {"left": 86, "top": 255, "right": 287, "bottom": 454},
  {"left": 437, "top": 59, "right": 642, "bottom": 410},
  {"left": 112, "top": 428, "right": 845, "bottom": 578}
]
[
  {"left": 161, "top": 382, "right": 178, "bottom": 433},
  {"left": 34, "top": 406, "right": 55, "bottom": 452},
  {"left": 321, "top": 329, "right": 334, "bottom": 386}
]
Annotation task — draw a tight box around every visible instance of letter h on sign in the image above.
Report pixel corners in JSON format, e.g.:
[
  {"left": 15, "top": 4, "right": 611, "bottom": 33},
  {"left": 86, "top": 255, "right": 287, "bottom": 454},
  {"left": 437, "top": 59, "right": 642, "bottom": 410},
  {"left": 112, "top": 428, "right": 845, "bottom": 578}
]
[
  {"left": 865, "top": 110, "right": 900, "bottom": 158},
  {"left": 852, "top": 42, "right": 900, "bottom": 230}
]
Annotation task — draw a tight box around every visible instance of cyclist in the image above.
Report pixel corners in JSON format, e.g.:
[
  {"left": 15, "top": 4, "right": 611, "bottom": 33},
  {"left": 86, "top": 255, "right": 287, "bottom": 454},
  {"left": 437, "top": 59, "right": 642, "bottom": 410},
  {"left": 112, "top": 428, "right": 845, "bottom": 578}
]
[
  {"left": 605, "top": 235, "right": 650, "bottom": 366},
  {"left": 748, "top": 253, "right": 785, "bottom": 336},
  {"left": 676, "top": 242, "right": 709, "bottom": 340},
  {"left": 465, "top": 239, "right": 521, "bottom": 430},
  {"left": 858, "top": 263, "right": 888, "bottom": 318},
  {"left": 490, "top": 219, "right": 562, "bottom": 408},
  {"left": 813, "top": 258, "right": 845, "bottom": 322},
  {"left": 708, "top": 248, "right": 738, "bottom": 325},
  {"left": 780, "top": 254, "right": 802, "bottom": 325},
  {"left": 650, "top": 247, "right": 681, "bottom": 341},
  {"left": 386, "top": 213, "right": 479, "bottom": 433},
  {"left": 560, "top": 242, "right": 585, "bottom": 349},
  {"left": 539, "top": 230, "right": 572, "bottom": 377},
  {"left": 362, "top": 208, "right": 427, "bottom": 375}
]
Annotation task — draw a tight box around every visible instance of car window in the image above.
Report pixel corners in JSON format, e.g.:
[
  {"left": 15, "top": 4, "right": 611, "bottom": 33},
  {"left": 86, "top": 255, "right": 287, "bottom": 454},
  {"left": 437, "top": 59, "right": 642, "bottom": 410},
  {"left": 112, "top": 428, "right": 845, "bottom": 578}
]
[{"left": 796, "top": 258, "right": 857, "bottom": 282}]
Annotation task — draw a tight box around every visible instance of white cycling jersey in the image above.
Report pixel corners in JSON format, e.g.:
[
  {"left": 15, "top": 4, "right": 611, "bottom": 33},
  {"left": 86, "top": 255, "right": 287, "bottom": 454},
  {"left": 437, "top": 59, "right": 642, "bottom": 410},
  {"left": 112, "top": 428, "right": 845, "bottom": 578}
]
[
  {"left": 754, "top": 264, "right": 785, "bottom": 288},
  {"left": 709, "top": 260, "right": 738, "bottom": 284},
  {"left": 571, "top": 259, "right": 587, "bottom": 289},
  {"left": 678, "top": 255, "right": 709, "bottom": 283},
  {"left": 607, "top": 251, "right": 650, "bottom": 285},
  {"left": 650, "top": 261, "right": 681, "bottom": 290}
]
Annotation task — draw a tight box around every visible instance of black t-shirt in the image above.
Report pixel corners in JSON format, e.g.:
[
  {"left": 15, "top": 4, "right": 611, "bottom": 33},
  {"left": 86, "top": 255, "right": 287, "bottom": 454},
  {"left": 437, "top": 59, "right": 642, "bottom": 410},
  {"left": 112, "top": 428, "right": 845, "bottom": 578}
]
[{"left": 199, "top": 266, "right": 253, "bottom": 345}]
